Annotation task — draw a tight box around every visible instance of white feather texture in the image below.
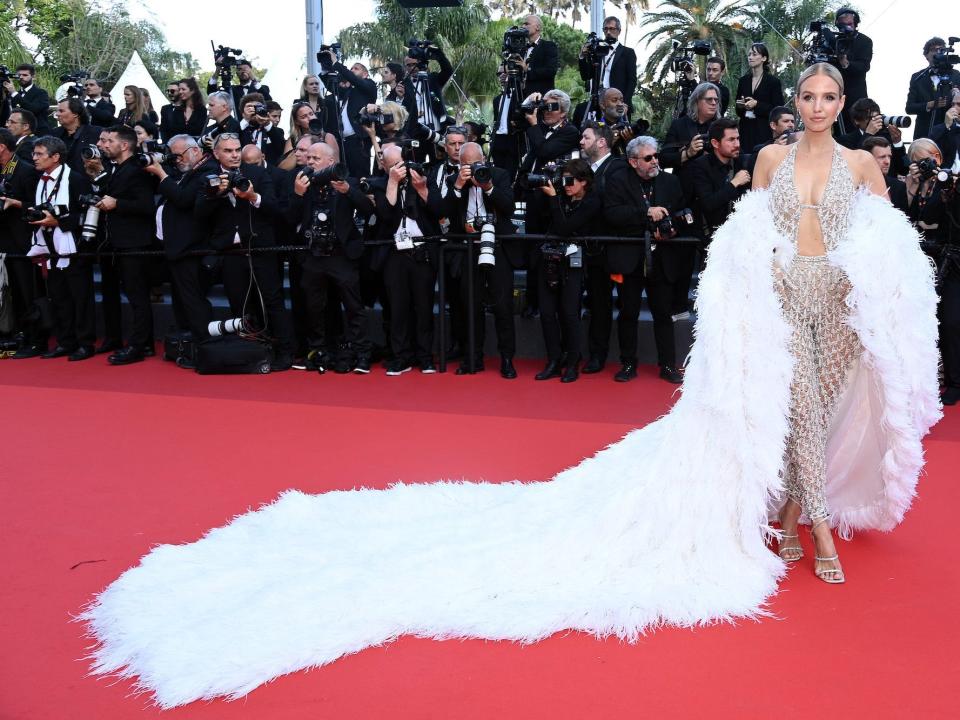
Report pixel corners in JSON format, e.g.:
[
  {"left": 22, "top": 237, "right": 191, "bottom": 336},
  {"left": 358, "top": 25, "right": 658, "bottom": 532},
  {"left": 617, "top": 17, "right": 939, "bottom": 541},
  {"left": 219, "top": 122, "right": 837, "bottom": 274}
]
[{"left": 81, "top": 190, "right": 940, "bottom": 709}]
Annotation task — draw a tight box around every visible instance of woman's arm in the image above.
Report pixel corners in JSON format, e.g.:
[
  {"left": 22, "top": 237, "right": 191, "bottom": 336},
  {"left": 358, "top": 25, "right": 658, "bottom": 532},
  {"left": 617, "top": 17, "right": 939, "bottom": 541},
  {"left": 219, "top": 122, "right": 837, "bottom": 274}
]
[
  {"left": 851, "top": 149, "right": 889, "bottom": 199},
  {"left": 751, "top": 143, "right": 785, "bottom": 191}
]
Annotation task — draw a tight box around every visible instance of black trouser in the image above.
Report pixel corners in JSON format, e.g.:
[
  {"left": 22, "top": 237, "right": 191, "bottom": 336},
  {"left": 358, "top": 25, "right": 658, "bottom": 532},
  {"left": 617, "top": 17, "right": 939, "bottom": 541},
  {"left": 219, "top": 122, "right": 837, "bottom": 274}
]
[
  {"left": 222, "top": 252, "right": 296, "bottom": 355},
  {"left": 47, "top": 258, "right": 96, "bottom": 350},
  {"left": 300, "top": 253, "right": 370, "bottom": 356},
  {"left": 585, "top": 259, "right": 613, "bottom": 362},
  {"left": 341, "top": 135, "right": 372, "bottom": 179},
  {"left": 97, "top": 253, "right": 122, "bottom": 344},
  {"left": 491, "top": 133, "right": 521, "bottom": 182},
  {"left": 5, "top": 256, "right": 48, "bottom": 345},
  {"left": 114, "top": 249, "right": 154, "bottom": 348},
  {"left": 383, "top": 249, "right": 435, "bottom": 365},
  {"left": 538, "top": 262, "right": 583, "bottom": 361},
  {"left": 460, "top": 250, "right": 517, "bottom": 362},
  {"left": 940, "top": 269, "right": 960, "bottom": 388},
  {"left": 617, "top": 263, "right": 676, "bottom": 367},
  {"left": 524, "top": 195, "right": 548, "bottom": 311},
  {"left": 168, "top": 255, "right": 213, "bottom": 339}
]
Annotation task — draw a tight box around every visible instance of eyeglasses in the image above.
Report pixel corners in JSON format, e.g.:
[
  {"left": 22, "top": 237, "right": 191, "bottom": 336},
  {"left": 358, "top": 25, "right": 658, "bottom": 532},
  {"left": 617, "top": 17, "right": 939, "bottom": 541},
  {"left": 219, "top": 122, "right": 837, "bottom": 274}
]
[
  {"left": 603, "top": 25, "right": 619, "bottom": 32},
  {"left": 445, "top": 126, "right": 468, "bottom": 137},
  {"left": 702, "top": 97, "right": 719, "bottom": 104},
  {"left": 633, "top": 152, "right": 659, "bottom": 162},
  {"left": 218, "top": 133, "right": 239, "bottom": 139}
]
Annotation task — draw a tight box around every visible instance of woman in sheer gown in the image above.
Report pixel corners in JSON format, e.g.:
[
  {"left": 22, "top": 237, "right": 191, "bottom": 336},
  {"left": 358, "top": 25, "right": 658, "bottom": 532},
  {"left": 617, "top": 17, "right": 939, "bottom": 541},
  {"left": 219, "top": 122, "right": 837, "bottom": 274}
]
[{"left": 81, "top": 63, "right": 941, "bottom": 709}]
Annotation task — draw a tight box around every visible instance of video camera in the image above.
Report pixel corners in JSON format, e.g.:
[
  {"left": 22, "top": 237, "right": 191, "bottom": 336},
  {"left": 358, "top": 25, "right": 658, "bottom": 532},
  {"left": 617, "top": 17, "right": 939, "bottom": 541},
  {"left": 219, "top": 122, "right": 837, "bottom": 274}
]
[
  {"left": 205, "top": 169, "right": 251, "bottom": 194},
  {"left": 502, "top": 27, "right": 529, "bottom": 57},
  {"left": 584, "top": 31, "right": 616, "bottom": 61},
  {"left": 805, "top": 20, "right": 855, "bottom": 66},
  {"left": 212, "top": 44, "right": 243, "bottom": 68},
  {"left": 317, "top": 42, "right": 343, "bottom": 68},
  {"left": 670, "top": 40, "right": 711, "bottom": 75},
  {"left": 60, "top": 70, "right": 89, "bottom": 98},
  {"left": 933, "top": 38, "right": 960, "bottom": 74},
  {"left": 0, "top": 65, "right": 10, "bottom": 83},
  {"left": 406, "top": 39, "right": 436, "bottom": 70}
]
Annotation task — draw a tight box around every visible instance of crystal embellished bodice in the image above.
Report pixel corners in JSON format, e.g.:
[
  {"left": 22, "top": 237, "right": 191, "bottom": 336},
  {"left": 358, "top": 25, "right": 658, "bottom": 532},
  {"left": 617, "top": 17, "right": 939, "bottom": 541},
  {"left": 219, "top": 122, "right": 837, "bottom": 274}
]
[{"left": 769, "top": 142, "right": 855, "bottom": 254}]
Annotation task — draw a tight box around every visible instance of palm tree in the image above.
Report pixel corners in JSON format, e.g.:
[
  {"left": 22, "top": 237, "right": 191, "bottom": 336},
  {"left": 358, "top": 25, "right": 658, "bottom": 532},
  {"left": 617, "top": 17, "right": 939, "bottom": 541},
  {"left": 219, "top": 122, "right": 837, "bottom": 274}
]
[{"left": 637, "top": 0, "right": 752, "bottom": 83}]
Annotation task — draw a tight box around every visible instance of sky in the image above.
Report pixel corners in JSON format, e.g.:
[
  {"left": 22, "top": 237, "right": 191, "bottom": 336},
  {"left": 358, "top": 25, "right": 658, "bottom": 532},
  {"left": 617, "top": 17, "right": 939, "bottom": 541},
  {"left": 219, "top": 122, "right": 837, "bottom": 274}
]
[{"left": 133, "top": 0, "right": 959, "bottom": 140}]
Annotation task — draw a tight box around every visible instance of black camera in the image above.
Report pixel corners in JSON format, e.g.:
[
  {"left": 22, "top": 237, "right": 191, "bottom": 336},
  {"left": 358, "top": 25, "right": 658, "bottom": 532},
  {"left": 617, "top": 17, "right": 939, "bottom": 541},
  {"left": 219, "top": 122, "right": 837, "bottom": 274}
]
[
  {"left": 917, "top": 157, "right": 942, "bottom": 181},
  {"left": 304, "top": 207, "right": 336, "bottom": 256},
  {"left": 932, "top": 38, "right": 960, "bottom": 74},
  {"left": 213, "top": 44, "right": 243, "bottom": 67},
  {"left": 59, "top": 70, "right": 89, "bottom": 98},
  {"left": 670, "top": 40, "right": 711, "bottom": 73},
  {"left": 525, "top": 162, "right": 565, "bottom": 189},
  {"left": 78, "top": 193, "right": 101, "bottom": 206},
  {"left": 307, "top": 117, "right": 326, "bottom": 135},
  {"left": 806, "top": 20, "right": 851, "bottom": 65},
  {"left": 469, "top": 161, "right": 492, "bottom": 185},
  {"left": 136, "top": 141, "right": 172, "bottom": 167},
  {"left": 584, "top": 32, "right": 615, "bottom": 60},
  {"left": 205, "top": 170, "right": 251, "bottom": 194},
  {"left": 23, "top": 202, "right": 63, "bottom": 222},
  {"left": 252, "top": 102, "right": 269, "bottom": 118},
  {"left": 502, "top": 26, "right": 530, "bottom": 56},
  {"left": 404, "top": 160, "right": 426, "bottom": 176},
  {"left": 359, "top": 109, "right": 395, "bottom": 127},
  {"left": 0, "top": 177, "right": 9, "bottom": 198},
  {"left": 301, "top": 163, "right": 348, "bottom": 187},
  {"left": 521, "top": 100, "right": 561, "bottom": 115},
  {"left": 406, "top": 39, "right": 434, "bottom": 66},
  {"left": 80, "top": 144, "right": 101, "bottom": 161},
  {"left": 0, "top": 65, "right": 9, "bottom": 82}
]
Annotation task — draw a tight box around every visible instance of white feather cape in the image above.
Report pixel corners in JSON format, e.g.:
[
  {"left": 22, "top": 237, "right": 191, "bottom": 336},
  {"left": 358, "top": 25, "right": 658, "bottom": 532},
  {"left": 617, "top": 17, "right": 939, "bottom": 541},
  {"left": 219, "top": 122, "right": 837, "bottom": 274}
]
[{"left": 81, "top": 189, "right": 941, "bottom": 708}]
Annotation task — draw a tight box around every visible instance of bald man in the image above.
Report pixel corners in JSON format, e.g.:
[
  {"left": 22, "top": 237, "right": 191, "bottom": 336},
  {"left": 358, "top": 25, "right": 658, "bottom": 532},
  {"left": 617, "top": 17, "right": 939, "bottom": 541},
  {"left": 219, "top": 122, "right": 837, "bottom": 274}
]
[
  {"left": 285, "top": 141, "right": 375, "bottom": 373},
  {"left": 442, "top": 142, "right": 520, "bottom": 378},
  {"left": 520, "top": 14, "right": 558, "bottom": 97}
]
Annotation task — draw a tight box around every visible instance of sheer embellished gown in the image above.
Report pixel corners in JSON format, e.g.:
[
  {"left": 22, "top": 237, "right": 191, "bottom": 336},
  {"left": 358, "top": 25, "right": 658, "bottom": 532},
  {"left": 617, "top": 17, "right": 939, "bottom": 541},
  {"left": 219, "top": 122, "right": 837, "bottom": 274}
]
[{"left": 82, "top": 145, "right": 942, "bottom": 709}]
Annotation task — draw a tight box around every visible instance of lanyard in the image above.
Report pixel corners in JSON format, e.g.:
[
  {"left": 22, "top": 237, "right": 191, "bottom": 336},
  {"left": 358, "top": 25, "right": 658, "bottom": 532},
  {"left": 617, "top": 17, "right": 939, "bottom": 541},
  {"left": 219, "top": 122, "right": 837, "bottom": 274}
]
[{"left": 40, "top": 168, "right": 64, "bottom": 205}]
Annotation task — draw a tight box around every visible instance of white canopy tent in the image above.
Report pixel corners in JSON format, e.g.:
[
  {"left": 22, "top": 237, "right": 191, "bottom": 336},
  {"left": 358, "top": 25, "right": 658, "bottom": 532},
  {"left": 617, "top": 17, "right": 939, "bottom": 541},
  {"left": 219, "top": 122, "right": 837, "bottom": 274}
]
[{"left": 108, "top": 50, "right": 168, "bottom": 114}]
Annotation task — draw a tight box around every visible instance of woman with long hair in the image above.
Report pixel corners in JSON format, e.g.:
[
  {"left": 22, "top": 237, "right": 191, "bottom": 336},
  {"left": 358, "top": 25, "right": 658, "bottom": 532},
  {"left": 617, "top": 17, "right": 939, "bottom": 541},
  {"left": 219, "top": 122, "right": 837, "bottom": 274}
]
[
  {"left": 165, "top": 77, "right": 207, "bottom": 138},
  {"left": 298, "top": 74, "right": 323, "bottom": 113},
  {"left": 83, "top": 63, "right": 940, "bottom": 711},
  {"left": 277, "top": 101, "right": 338, "bottom": 170},
  {"left": 117, "top": 84, "right": 157, "bottom": 127},
  {"left": 735, "top": 42, "right": 784, "bottom": 150}
]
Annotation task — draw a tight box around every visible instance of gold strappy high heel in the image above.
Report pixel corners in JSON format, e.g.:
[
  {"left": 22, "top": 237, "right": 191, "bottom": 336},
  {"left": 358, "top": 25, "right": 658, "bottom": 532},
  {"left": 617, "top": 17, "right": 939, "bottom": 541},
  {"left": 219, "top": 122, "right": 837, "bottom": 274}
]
[{"left": 810, "top": 520, "right": 845, "bottom": 584}]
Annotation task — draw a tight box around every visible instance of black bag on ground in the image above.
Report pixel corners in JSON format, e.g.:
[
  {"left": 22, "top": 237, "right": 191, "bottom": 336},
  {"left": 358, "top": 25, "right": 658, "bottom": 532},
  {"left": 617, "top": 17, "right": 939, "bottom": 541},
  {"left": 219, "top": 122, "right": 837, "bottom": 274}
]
[
  {"left": 194, "top": 335, "right": 274, "bottom": 375},
  {"left": 163, "top": 330, "right": 196, "bottom": 368}
]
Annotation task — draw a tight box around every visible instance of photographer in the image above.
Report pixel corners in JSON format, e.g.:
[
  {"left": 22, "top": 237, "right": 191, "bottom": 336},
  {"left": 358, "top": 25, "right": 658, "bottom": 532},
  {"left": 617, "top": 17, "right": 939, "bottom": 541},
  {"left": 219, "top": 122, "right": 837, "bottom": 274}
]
[
  {"left": 238, "top": 92, "right": 284, "bottom": 165},
  {"left": 906, "top": 38, "right": 960, "bottom": 139},
  {"left": 51, "top": 98, "right": 104, "bottom": 174},
  {"left": 930, "top": 90, "right": 960, "bottom": 169},
  {"left": 3, "top": 64, "right": 51, "bottom": 134},
  {"left": 287, "top": 142, "right": 374, "bottom": 374},
  {"left": 442, "top": 141, "right": 519, "bottom": 378},
  {"left": 82, "top": 78, "right": 116, "bottom": 128},
  {"left": 199, "top": 91, "right": 241, "bottom": 150},
  {"left": 96, "top": 124, "right": 159, "bottom": 365},
  {"left": 360, "top": 101, "right": 408, "bottom": 176},
  {"left": 833, "top": 7, "right": 873, "bottom": 130},
  {"left": 579, "top": 121, "right": 626, "bottom": 374},
  {"left": 278, "top": 103, "right": 338, "bottom": 171},
  {"left": 605, "top": 136, "right": 687, "bottom": 385},
  {"left": 24, "top": 136, "right": 96, "bottom": 359},
  {"left": 5, "top": 109, "right": 37, "bottom": 163},
  {"left": 572, "top": 87, "right": 624, "bottom": 132},
  {"left": 400, "top": 40, "right": 453, "bottom": 142},
  {"left": 194, "top": 132, "right": 296, "bottom": 370},
  {"left": 142, "top": 134, "right": 216, "bottom": 340},
  {"left": 837, "top": 97, "right": 907, "bottom": 175},
  {"left": 0, "top": 128, "right": 46, "bottom": 357},
  {"left": 519, "top": 88, "right": 580, "bottom": 317},
  {"left": 705, "top": 57, "right": 730, "bottom": 116},
  {"left": 491, "top": 64, "right": 525, "bottom": 179},
  {"left": 206, "top": 58, "right": 272, "bottom": 109},
  {"left": 734, "top": 43, "right": 784, "bottom": 151},
  {"left": 661, "top": 82, "right": 722, "bottom": 169},
  {"left": 380, "top": 63, "right": 405, "bottom": 103},
  {"left": 577, "top": 16, "right": 637, "bottom": 114},
  {"left": 375, "top": 143, "right": 439, "bottom": 375},
  {"left": 905, "top": 138, "right": 949, "bottom": 246},
  {"left": 532, "top": 159, "right": 601, "bottom": 384},
  {"left": 520, "top": 15, "right": 558, "bottom": 97},
  {"left": 687, "top": 117, "right": 751, "bottom": 243},
  {"left": 862, "top": 136, "right": 909, "bottom": 213},
  {"left": 318, "top": 50, "right": 377, "bottom": 178}
]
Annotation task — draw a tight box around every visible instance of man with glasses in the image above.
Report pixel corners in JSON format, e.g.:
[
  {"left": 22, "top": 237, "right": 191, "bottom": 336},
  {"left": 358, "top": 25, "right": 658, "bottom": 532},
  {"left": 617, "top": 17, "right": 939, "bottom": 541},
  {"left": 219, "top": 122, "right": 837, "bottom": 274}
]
[
  {"left": 82, "top": 79, "right": 116, "bottom": 127},
  {"left": 578, "top": 16, "right": 637, "bottom": 115},
  {"left": 5, "top": 109, "right": 37, "bottom": 163},
  {"left": 143, "top": 134, "right": 216, "bottom": 340},
  {"left": 907, "top": 37, "right": 960, "bottom": 139},
  {"left": 3, "top": 64, "right": 51, "bottom": 134},
  {"left": 605, "top": 136, "right": 686, "bottom": 385},
  {"left": 661, "top": 82, "right": 722, "bottom": 171},
  {"left": 159, "top": 82, "right": 182, "bottom": 141},
  {"left": 195, "top": 133, "right": 296, "bottom": 371}
]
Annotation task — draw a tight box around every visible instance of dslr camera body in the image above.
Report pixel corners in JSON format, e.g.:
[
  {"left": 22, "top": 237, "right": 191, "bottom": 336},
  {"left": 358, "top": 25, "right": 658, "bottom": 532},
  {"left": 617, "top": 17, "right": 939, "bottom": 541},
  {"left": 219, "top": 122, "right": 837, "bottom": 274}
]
[
  {"left": 525, "top": 161, "right": 566, "bottom": 189},
  {"left": 359, "top": 108, "right": 395, "bottom": 128},
  {"left": 23, "top": 202, "right": 66, "bottom": 223},
  {"left": 300, "top": 163, "right": 348, "bottom": 187},
  {"left": 205, "top": 169, "right": 251, "bottom": 195}
]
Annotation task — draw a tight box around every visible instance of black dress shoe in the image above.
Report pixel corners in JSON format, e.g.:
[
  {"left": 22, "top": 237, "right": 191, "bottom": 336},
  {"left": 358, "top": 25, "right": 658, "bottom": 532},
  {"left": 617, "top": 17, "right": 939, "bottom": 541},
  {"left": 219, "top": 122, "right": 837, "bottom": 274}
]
[
  {"left": 68, "top": 346, "right": 96, "bottom": 362},
  {"left": 142, "top": 343, "right": 157, "bottom": 358},
  {"left": 582, "top": 356, "right": 605, "bottom": 374},
  {"left": 96, "top": 340, "right": 122, "bottom": 355},
  {"left": 535, "top": 359, "right": 562, "bottom": 381},
  {"left": 659, "top": 365, "right": 684, "bottom": 384},
  {"left": 455, "top": 360, "right": 485, "bottom": 375},
  {"left": 11, "top": 344, "right": 44, "bottom": 359},
  {"left": 561, "top": 361, "right": 579, "bottom": 383},
  {"left": 41, "top": 345, "right": 73, "bottom": 359},
  {"left": 942, "top": 386, "right": 960, "bottom": 406},
  {"left": 614, "top": 362, "right": 637, "bottom": 382},
  {"left": 500, "top": 356, "right": 517, "bottom": 379},
  {"left": 108, "top": 347, "right": 145, "bottom": 365},
  {"left": 270, "top": 354, "right": 294, "bottom": 372}
]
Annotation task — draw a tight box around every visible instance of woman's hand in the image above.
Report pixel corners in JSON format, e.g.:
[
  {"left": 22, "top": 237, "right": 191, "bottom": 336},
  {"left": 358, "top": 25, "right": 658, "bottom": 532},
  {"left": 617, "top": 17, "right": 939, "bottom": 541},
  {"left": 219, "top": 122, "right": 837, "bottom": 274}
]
[{"left": 539, "top": 179, "right": 557, "bottom": 197}]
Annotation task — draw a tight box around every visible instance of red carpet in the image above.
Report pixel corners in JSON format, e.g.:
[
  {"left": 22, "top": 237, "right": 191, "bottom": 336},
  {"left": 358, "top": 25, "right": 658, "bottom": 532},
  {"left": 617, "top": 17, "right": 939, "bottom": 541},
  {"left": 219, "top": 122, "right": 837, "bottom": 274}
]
[{"left": 1, "top": 357, "right": 958, "bottom": 719}]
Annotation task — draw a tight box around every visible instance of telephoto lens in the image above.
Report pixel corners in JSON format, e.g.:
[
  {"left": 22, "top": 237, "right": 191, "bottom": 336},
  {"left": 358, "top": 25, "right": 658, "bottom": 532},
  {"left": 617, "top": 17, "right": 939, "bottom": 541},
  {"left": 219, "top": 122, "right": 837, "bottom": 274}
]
[
  {"left": 207, "top": 317, "right": 247, "bottom": 337},
  {"left": 881, "top": 115, "right": 912, "bottom": 128},
  {"left": 477, "top": 222, "right": 496, "bottom": 267}
]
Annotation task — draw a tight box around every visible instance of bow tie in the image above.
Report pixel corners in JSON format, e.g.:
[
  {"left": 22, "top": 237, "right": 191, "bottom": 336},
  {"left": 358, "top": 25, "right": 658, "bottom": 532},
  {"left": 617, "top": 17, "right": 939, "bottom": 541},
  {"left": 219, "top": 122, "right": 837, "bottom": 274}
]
[{"left": 42, "top": 174, "right": 54, "bottom": 182}]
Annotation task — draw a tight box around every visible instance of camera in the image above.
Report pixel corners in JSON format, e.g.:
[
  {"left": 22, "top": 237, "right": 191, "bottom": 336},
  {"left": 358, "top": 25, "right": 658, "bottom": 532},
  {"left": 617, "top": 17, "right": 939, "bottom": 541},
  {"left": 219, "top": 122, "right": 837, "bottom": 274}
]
[
  {"left": 502, "top": 27, "right": 530, "bottom": 56},
  {"left": 525, "top": 162, "right": 565, "bottom": 189},
  {"left": 23, "top": 202, "right": 62, "bottom": 223},
  {"left": 317, "top": 42, "right": 342, "bottom": 67},
  {"left": 404, "top": 160, "right": 426, "bottom": 176},
  {"left": 213, "top": 44, "right": 243, "bottom": 67},
  {"left": 520, "top": 100, "right": 561, "bottom": 115},
  {"left": 670, "top": 40, "right": 711, "bottom": 74},
  {"left": 881, "top": 114, "right": 912, "bottom": 129},
  {"left": 0, "top": 177, "right": 9, "bottom": 198},
  {"left": 208, "top": 317, "right": 250, "bottom": 337},
  {"left": 806, "top": 20, "right": 853, "bottom": 66},
  {"left": 406, "top": 39, "right": 434, "bottom": 67},
  {"left": 583, "top": 31, "right": 615, "bottom": 61},
  {"left": 932, "top": 38, "right": 960, "bottom": 74},
  {"left": 359, "top": 109, "right": 395, "bottom": 127},
  {"left": 540, "top": 241, "right": 581, "bottom": 288},
  {"left": 252, "top": 102, "right": 269, "bottom": 118},
  {"left": 413, "top": 122, "right": 443, "bottom": 146},
  {"left": 78, "top": 194, "right": 102, "bottom": 242},
  {"left": 0, "top": 65, "right": 9, "bottom": 83},
  {"left": 60, "top": 70, "right": 89, "bottom": 98},
  {"left": 917, "top": 157, "right": 942, "bottom": 181},
  {"left": 205, "top": 170, "right": 251, "bottom": 194},
  {"left": 136, "top": 141, "right": 172, "bottom": 167},
  {"left": 469, "top": 161, "right": 492, "bottom": 185},
  {"left": 304, "top": 207, "right": 336, "bottom": 256},
  {"left": 358, "top": 177, "right": 373, "bottom": 193},
  {"left": 80, "top": 144, "right": 101, "bottom": 161},
  {"left": 300, "top": 163, "right": 348, "bottom": 187}
]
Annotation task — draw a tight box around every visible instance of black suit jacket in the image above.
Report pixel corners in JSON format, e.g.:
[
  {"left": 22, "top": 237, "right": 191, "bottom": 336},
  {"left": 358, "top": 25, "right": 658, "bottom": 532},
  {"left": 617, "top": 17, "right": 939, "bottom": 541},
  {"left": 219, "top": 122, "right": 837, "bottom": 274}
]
[
  {"left": 837, "top": 127, "right": 907, "bottom": 174},
  {"left": 605, "top": 169, "right": 686, "bottom": 279},
  {"left": 735, "top": 73, "right": 784, "bottom": 149},
  {"left": 240, "top": 122, "right": 285, "bottom": 165},
  {"left": 286, "top": 177, "right": 373, "bottom": 260},
  {"left": 100, "top": 156, "right": 158, "bottom": 249},
  {"left": 519, "top": 121, "right": 580, "bottom": 174},
  {"left": 838, "top": 31, "right": 872, "bottom": 105},
  {"left": 14, "top": 134, "right": 36, "bottom": 164},
  {"left": 50, "top": 124, "right": 105, "bottom": 175},
  {"left": 198, "top": 115, "right": 242, "bottom": 146},
  {"left": 523, "top": 40, "right": 559, "bottom": 97},
  {"left": 205, "top": 79, "right": 272, "bottom": 109},
  {"left": 441, "top": 166, "right": 519, "bottom": 266},
  {"left": 578, "top": 44, "right": 638, "bottom": 110},
  {"left": 930, "top": 122, "right": 960, "bottom": 169},
  {"left": 401, "top": 50, "right": 453, "bottom": 130},
  {"left": 157, "top": 158, "right": 218, "bottom": 258},
  {"left": 0, "top": 156, "right": 41, "bottom": 253},
  {"left": 906, "top": 67, "right": 960, "bottom": 139},
  {"left": 194, "top": 163, "right": 278, "bottom": 250},
  {"left": 164, "top": 105, "right": 208, "bottom": 140},
  {"left": 9, "top": 85, "right": 51, "bottom": 134},
  {"left": 885, "top": 175, "right": 909, "bottom": 214},
  {"left": 84, "top": 97, "right": 116, "bottom": 128},
  {"left": 322, "top": 64, "right": 378, "bottom": 140},
  {"left": 687, "top": 150, "right": 748, "bottom": 238}
]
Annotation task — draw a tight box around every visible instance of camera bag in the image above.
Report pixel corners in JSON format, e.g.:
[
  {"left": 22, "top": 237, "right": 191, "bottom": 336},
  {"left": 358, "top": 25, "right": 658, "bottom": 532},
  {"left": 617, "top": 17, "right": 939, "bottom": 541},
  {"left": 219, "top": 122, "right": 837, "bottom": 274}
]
[
  {"left": 194, "top": 335, "right": 274, "bottom": 375},
  {"left": 163, "top": 330, "right": 196, "bottom": 368}
]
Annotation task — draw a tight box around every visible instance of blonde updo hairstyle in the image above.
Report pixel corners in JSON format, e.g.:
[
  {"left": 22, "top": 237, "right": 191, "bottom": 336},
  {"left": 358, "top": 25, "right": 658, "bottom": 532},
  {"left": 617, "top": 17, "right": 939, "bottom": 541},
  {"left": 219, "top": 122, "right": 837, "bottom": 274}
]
[{"left": 795, "top": 62, "right": 845, "bottom": 96}]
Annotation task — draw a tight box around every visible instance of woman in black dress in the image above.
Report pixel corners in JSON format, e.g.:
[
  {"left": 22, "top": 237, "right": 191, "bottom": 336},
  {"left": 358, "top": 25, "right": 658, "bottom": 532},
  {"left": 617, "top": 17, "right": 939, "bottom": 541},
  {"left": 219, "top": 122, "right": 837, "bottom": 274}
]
[
  {"left": 735, "top": 43, "right": 784, "bottom": 151},
  {"left": 116, "top": 84, "right": 158, "bottom": 127},
  {"left": 165, "top": 78, "right": 207, "bottom": 139}
]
